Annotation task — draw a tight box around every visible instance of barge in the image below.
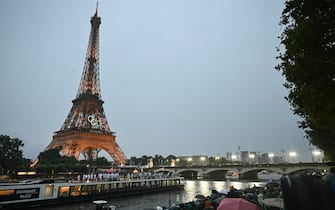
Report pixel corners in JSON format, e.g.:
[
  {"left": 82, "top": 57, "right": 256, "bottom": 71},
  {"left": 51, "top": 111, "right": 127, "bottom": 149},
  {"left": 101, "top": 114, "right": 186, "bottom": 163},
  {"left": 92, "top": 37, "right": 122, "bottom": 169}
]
[{"left": 0, "top": 176, "right": 184, "bottom": 209}]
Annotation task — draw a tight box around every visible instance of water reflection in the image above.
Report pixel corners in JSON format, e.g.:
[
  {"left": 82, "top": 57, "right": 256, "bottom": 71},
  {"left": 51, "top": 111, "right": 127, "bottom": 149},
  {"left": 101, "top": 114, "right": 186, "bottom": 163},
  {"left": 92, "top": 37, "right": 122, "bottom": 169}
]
[{"left": 32, "top": 180, "right": 267, "bottom": 210}]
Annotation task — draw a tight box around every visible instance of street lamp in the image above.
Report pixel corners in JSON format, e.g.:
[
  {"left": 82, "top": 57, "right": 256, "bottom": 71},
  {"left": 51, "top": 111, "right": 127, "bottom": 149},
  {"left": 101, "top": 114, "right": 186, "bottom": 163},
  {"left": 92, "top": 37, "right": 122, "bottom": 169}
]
[
  {"left": 175, "top": 158, "right": 180, "bottom": 167},
  {"left": 312, "top": 150, "right": 321, "bottom": 162},
  {"left": 249, "top": 154, "right": 255, "bottom": 165},
  {"left": 187, "top": 157, "right": 192, "bottom": 166},
  {"left": 289, "top": 151, "right": 297, "bottom": 163},
  {"left": 268, "top": 153, "right": 274, "bottom": 164},
  {"left": 231, "top": 154, "right": 237, "bottom": 161},
  {"left": 214, "top": 155, "right": 221, "bottom": 166},
  {"left": 200, "top": 156, "right": 206, "bottom": 166}
]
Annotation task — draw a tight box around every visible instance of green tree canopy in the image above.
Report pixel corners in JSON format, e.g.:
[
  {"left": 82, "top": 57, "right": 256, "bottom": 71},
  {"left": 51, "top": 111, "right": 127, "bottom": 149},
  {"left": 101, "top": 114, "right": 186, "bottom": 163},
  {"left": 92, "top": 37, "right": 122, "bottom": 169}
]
[
  {"left": 0, "top": 135, "right": 25, "bottom": 175},
  {"left": 37, "top": 149, "right": 82, "bottom": 173},
  {"left": 95, "top": 157, "right": 110, "bottom": 167},
  {"left": 38, "top": 148, "right": 62, "bottom": 164},
  {"left": 277, "top": 0, "right": 335, "bottom": 160}
]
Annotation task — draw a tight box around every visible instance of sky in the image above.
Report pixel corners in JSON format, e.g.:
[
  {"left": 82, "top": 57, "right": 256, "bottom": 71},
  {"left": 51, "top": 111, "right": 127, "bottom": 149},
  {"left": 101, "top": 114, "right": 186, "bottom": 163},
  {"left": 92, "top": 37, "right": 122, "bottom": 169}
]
[{"left": 0, "top": 0, "right": 316, "bottom": 162}]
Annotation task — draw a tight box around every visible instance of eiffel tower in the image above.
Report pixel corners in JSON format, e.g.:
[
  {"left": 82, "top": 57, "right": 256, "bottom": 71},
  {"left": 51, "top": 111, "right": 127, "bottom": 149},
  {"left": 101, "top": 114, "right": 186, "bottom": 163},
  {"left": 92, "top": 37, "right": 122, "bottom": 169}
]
[{"left": 42, "top": 6, "right": 126, "bottom": 164}]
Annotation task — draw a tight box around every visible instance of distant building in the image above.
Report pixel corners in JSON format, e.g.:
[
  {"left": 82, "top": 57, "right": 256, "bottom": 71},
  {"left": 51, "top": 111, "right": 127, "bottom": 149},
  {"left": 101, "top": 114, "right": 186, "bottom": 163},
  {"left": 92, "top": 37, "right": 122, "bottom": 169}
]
[
  {"left": 259, "top": 153, "right": 285, "bottom": 164},
  {"left": 226, "top": 152, "right": 233, "bottom": 161},
  {"left": 177, "top": 155, "right": 209, "bottom": 166},
  {"left": 273, "top": 156, "right": 285, "bottom": 164},
  {"left": 240, "top": 151, "right": 249, "bottom": 163},
  {"left": 260, "top": 153, "right": 270, "bottom": 163},
  {"left": 249, "top": 151, "right": 257, "bottom": 163}
]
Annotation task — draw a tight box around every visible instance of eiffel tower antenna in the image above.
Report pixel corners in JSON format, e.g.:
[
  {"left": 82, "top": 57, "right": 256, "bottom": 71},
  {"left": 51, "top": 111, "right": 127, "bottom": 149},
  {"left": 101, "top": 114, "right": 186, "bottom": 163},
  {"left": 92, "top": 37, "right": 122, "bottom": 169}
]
[
  {"left": 32, "top": 5, "right": 127, "bottom": 167},
  {"left": 95, "top": 0, "right": 99, "bottom": 16}
]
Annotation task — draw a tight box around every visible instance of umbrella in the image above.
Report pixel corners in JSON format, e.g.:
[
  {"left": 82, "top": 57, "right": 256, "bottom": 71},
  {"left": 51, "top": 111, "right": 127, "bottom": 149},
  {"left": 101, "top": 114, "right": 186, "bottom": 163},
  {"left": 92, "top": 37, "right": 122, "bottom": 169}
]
[{"left": 217, "top": 198, "right": 260, "bottom": 210}]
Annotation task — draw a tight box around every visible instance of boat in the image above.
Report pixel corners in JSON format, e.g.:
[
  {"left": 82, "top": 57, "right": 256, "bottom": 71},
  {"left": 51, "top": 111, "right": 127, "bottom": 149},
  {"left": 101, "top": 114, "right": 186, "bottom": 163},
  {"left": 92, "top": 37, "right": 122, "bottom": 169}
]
[
  {"left": 92, "top": 200, "right": 116, "bottom": 210},
  {"left": 257, "top": 170, "right": 282, "bottom": 180},
  {"left": 0, "top": 176, "right": 184, "bottom": 209},
  {"left": 226, "top": 170, "right": 239, "bottom": 180}
]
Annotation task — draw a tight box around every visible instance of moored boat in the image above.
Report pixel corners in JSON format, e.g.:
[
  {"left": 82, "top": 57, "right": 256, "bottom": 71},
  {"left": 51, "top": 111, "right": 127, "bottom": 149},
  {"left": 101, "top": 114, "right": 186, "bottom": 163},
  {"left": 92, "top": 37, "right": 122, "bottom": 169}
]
[
  {"left": 0, "top": 176, "right": 184, "bottom": 209},
  {"left": 257, "top": 170, "right": 282, "bottom": 181},
  {"left": 92, "top": 200, "right": 116, "bottom": 210},
  {"left": 226, "top": 170, "right": 239, "bottom": 180}
]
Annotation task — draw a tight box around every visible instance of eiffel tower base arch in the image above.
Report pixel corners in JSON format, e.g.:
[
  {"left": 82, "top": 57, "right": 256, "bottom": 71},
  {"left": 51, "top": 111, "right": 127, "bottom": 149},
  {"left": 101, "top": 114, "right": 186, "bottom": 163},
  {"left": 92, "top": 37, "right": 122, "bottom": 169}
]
[{"left": 46, "top": 130, "right": 126, "bottom": 164}]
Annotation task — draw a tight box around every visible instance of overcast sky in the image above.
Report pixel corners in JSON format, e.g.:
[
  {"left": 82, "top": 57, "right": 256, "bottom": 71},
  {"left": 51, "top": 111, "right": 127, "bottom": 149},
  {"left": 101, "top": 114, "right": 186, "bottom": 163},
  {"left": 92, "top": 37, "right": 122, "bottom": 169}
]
[{"left": 0, "top": 0, "right": 315, "bottom": 162}]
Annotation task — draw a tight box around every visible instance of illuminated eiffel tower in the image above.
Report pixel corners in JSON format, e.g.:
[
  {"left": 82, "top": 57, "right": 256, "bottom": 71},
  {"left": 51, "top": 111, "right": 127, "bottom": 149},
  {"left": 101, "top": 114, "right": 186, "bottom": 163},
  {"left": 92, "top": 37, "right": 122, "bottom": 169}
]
[{"left": 42, "top": 6, "right": 126, "bottom": 164}]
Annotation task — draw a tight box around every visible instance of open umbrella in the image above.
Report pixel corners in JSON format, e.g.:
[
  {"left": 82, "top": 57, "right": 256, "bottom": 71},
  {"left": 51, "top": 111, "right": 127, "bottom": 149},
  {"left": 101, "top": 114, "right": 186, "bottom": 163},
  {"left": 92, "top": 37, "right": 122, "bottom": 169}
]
[{"left": 217, "top": 198, "right": 260, "bottom": 210}]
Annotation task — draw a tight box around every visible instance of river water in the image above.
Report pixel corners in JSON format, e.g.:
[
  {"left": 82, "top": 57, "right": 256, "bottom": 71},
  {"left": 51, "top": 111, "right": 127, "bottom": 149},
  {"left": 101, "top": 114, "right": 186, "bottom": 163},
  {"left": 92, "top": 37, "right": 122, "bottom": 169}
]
[{"left": 33, "top": 180, "right": 267, "bottom": 210}]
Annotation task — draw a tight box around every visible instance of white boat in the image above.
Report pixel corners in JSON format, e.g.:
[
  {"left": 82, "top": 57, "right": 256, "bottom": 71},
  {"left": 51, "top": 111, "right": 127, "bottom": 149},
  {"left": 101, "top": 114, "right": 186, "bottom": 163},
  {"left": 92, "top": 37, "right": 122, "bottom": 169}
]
[
  {"left": 226, "top": 170, "right": 239, "bottom": 180},
  {"left": 0, "top": 176, "right": 184, "bottom": 209},
  {"left": 257, "top": 170, "right": 282, "bottom": 180},
  {"left": 93, "top": 200, "right": 116, "bottom": 210}
]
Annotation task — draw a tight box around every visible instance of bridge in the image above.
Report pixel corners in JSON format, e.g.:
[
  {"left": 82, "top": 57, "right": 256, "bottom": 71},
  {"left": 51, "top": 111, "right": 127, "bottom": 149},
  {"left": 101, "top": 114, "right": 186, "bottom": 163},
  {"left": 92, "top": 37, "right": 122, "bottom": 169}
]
[{"left": 155, "top": 162, "right": 333, "bottom": 180}]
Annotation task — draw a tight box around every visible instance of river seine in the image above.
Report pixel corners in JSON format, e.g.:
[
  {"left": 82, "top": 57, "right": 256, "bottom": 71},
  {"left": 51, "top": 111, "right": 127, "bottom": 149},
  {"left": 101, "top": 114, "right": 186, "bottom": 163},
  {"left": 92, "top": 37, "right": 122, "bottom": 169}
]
[{"left": 33, "top": 180, "right": 267, "bottom": 210}]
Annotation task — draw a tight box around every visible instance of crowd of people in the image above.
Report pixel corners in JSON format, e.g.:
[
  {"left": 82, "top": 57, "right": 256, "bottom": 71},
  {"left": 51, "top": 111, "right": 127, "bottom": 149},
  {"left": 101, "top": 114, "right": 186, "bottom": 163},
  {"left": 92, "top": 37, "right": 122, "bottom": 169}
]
[
  {"left": 165, "top": 167, "right": 335, "bottom": 210},
  {"left": 74, "top": 171, "right": 177, "bottom": 182}
]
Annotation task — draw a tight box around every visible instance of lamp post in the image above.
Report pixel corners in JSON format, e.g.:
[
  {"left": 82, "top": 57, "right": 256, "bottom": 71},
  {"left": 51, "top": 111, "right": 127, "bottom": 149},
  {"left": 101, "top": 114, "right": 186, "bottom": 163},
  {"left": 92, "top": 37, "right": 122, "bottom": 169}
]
[
  {"left": 249, "top": 153, "right": 255, "bottom": 165},
  {"left": 312, "top": 150, "right": 321, "bottom": 163},
  {"left": 187, "top": 157, "right": 192, "bottom": 166},
  {"left": 289, "top": 151, "right": 297, "bottom": 163},
  {"left": 268, "top": 153, "right": 274, "bottom": 164},
  {"left": 231, "top": 154, "right": 237, "bottom": 164},
  {"left": 214, "top": 155, "right": 221, "bottom": 166},
  {"left": 175, "top": 158, "right": 180, "bottom": 167},
  {"left": 200, "top": 156, "right": 206, "bottom": 166}
]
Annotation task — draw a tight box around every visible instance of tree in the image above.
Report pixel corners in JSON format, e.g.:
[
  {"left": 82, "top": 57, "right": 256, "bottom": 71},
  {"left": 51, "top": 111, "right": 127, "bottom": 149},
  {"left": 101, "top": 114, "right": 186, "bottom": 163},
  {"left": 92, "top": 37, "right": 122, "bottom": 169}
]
[
  {"left": 37, "top": 149, "right": 85, "bottom": 173},
  {"left": 276, "top": 0, "right": 335, "bottom": 160},
  {"left": 0, "top": 135, "right": 25, "bottom": 175},
  {"left": 95, "top": 157, "right": 110, "bottom": 167},
  {"left": 38, "top": 148, "right": 62, "bottom": 164}
]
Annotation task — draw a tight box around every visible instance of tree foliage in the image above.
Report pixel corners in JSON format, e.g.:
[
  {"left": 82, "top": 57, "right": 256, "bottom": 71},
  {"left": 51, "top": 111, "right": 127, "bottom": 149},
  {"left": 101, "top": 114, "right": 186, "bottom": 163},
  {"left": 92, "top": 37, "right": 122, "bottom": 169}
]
[
  {"left": 36, "top": 149, "right": 84, "bottom": 173},
  {"left": 277, "top": 0, "right": 335, "bottom": 160},
  {"left": 95, "top": 157, "right": 110, "bottom": 167},
  {"left": 36, "top": 149, "right": 112, "bottom": 174},
  {"left": 0, "top": 135, "right": 25, "bottom": 174}
]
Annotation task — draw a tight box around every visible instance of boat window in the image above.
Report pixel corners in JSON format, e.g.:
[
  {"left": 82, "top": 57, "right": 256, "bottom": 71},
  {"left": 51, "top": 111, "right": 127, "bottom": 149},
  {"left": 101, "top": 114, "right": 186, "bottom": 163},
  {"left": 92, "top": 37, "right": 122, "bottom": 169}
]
[
  {"left": 144, "top": 181, "right": 149, "bottom": 188},
  {"left": 44, "top": 184, "right": 54, "bottom": 198},
  {"left": 81, "top": 185, "right": 88, "bottom": 194},
  {"left": 101, "top": 184, "right": 109, "bottom": 191},
  {"left": 70, "top": 186, "right": 81, "bottom": 196},
  {"left": 120, "top": 183, "right": 127, "bottom": 189},
  {"left": 132, "top": 182, "right": 141, "bottom": 188},
  {"left": 111, "top": 183, "right": 119, "bottom": 190},
  {"left": 110, "top": 183, "right": 117, "bottom": 190},
  {"left": 90, "top": 185, "right": 96, "bottom": 193},
  {"left": 0, "top": 189, "right": 14, "bottom": 196},
  {"left": 0, "top": 189, "right": 15, "bottom": 202},
  {"left": 96, "top": 184, "right": 101, "bottom": 193},
  {"left": 58, "top": 186, "right": 70, "bottom": 197},
  {"left": 162, "top": 180, "right": 166, "bottom": 187}
]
